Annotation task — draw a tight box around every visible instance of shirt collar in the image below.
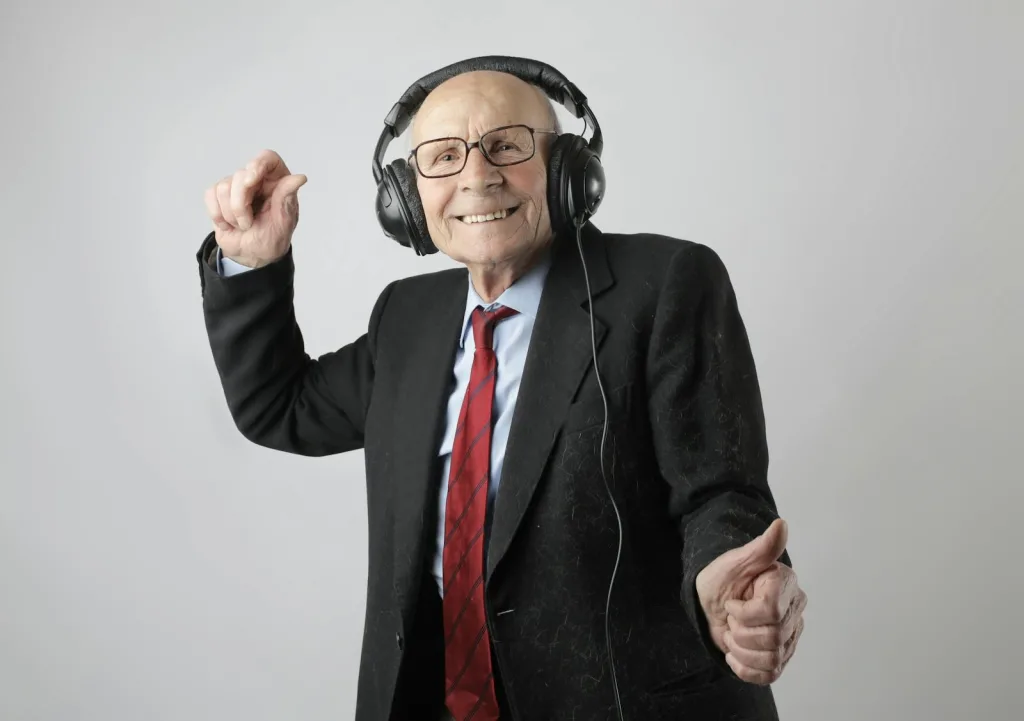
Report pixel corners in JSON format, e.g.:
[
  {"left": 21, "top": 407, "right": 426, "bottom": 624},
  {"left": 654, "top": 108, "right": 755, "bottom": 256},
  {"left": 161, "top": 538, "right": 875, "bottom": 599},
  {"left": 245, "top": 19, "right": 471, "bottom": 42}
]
[{"left": 458, "top": 250, "right": 552, "bottom": 348}]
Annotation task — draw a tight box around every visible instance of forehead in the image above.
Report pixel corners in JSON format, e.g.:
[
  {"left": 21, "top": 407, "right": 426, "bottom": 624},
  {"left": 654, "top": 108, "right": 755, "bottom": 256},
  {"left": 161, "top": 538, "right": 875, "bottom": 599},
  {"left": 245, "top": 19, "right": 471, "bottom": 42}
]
[{"left": 410, "top": 71, "right": 551, "bottom": 143}]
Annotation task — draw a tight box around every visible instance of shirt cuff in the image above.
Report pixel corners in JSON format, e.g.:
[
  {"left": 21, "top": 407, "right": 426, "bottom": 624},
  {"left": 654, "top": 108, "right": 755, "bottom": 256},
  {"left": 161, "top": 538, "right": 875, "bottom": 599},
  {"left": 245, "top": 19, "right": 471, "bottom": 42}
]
[{"left": 217, "top": 247, "right": 255, "bottom": 277}]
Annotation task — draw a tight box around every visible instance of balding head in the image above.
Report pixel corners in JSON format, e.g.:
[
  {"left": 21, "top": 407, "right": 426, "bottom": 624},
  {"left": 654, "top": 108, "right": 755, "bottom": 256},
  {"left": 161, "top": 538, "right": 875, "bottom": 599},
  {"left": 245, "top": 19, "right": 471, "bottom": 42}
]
[
  {"left": 410, "top": 70, "right": 561, "bottom": 146},
  {"left": 406, "top": 70, "right": 563, "bottom": 300}
]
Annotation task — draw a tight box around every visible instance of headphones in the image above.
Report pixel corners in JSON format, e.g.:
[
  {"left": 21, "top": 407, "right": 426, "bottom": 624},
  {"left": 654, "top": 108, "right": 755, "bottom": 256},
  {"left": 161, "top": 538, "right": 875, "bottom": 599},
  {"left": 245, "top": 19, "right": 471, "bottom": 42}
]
[{"left": 372, "top": 55, "right": 607, "bottom": 255}]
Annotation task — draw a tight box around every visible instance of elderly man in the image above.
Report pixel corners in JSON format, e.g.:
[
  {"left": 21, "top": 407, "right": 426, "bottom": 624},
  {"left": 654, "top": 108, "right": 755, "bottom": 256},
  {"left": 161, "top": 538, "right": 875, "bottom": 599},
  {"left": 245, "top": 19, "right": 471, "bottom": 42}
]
[{"left": 197, "top": 57, "right": 806, "bottom": 721}]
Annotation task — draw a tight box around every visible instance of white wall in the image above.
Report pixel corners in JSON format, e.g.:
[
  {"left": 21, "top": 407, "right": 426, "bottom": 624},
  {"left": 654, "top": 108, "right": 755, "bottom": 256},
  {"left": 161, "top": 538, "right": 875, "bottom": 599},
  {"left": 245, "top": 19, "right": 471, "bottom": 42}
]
[{"left": 1, "top": 1, "right": 1021, "bottom": 719}]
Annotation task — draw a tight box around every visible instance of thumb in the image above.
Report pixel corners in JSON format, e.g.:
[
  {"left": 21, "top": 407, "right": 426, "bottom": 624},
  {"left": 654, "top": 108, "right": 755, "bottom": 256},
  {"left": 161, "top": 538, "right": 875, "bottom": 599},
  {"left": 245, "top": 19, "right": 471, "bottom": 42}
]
[
  {"left": 735, "top": 518, "right": 788, "bottom": 576},
  {"left": 272, "top": 173, "right": 308, "bottom": 217}
]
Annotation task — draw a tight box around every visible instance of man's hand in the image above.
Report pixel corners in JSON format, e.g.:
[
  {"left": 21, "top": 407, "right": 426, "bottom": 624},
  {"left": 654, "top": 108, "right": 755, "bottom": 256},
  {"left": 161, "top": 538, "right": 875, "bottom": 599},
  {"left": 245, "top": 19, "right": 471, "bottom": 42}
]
[
  {"left": 203, "top": 149, "right": 308, "bottom": 269},
  {"left": 695, "top": 519, "right": 807, "bottom": 685}
]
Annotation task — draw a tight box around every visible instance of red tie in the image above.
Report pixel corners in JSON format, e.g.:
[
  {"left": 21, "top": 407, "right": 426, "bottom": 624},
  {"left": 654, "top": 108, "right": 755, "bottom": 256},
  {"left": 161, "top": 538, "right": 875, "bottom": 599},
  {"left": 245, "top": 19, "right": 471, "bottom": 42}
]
[{"left": 443, "top": 305, "right": 519, "bottom": 721}]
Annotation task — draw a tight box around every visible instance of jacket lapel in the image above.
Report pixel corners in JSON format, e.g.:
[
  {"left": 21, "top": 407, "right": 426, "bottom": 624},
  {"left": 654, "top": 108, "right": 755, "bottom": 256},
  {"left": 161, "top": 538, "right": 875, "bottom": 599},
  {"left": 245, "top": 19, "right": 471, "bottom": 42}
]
[
  {"left": 486, "top": 222, "right": 614, "bottom": 582},
  {"left": 390, "top": 270, "right": 466, "bottom": 622}
]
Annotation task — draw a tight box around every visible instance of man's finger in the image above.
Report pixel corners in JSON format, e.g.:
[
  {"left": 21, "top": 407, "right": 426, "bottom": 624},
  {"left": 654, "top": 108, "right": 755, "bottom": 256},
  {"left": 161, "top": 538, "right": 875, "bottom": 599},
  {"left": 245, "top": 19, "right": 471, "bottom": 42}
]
[
  {"left": 784, "top": 589, "right": 807, "bottom": 633},
  {"left": 230, "top": 168, "right": 258, "bottom": 231},
  {"left": 724, "top": 631, "right": 783, "bottom": 674},
  {"left": 732, "top": 586, "right": 805, "bottom": 643},
  {"left": 724, "top": 594, "right": 785, "bottom": 626},
  {"left": 215, "top": 175, "right": 238, "bottom": 228},
  {"left": 247, "top": 149, "right": 289, "bottom": 183},
  {"left": 781, "top": 614, "right": 805, "bottom": 667},
  {"left": 725, "top": 567, "right": 801, "bottom": 624},
  {"left": 724, "top": 651, "right": 778, "bottom": 686},
  {"left": 726, "top": 615, "right": 784, "bottom": 652},
  {"left": 204, "top": 184, "right": 232, "bottom": 231}
]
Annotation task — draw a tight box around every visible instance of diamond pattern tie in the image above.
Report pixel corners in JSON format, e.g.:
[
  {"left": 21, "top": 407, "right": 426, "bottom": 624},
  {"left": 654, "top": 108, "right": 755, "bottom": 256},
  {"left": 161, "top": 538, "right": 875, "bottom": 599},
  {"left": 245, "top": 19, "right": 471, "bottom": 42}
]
[{"left": 443, "top": 305, "right": 519, "bottom": 721}]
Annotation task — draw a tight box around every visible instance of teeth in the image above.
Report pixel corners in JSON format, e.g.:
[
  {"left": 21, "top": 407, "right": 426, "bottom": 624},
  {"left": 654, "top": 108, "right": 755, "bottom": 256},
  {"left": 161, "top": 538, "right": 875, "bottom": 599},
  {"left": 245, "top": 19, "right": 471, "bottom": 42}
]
[{"left": 461, "top": 208, "right": 511, "bottom": 224}]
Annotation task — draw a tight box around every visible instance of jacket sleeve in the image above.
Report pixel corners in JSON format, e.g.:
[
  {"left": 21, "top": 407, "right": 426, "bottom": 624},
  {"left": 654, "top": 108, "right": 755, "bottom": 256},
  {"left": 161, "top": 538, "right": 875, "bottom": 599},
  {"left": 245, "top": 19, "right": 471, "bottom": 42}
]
[
  {"left": 645, "top": 241, "right": 791, "bottom": 661},
  {"left": 196, "top": 231, "right": 394, "bottom": 456}
]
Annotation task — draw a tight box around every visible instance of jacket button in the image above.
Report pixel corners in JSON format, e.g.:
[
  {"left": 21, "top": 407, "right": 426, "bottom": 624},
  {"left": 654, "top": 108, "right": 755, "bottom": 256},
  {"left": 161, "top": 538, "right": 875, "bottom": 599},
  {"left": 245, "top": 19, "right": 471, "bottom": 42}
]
[{"left": 395, "top": 632, "right": 404, "bottom": 651}]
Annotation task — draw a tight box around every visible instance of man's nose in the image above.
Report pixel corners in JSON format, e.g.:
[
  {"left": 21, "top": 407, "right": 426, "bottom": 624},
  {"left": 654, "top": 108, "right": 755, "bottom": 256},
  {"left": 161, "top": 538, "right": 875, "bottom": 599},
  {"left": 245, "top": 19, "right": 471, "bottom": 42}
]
[{"left": 458, "top": 147, "right": 502, "bottom": 191}]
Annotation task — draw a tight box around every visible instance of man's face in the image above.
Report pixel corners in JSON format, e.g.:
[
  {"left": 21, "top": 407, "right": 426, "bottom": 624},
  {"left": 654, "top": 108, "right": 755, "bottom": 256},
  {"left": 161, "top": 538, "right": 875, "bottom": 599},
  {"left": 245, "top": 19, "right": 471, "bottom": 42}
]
[{"left": 410, "top": 71, "right": 556, "bottom": 271}]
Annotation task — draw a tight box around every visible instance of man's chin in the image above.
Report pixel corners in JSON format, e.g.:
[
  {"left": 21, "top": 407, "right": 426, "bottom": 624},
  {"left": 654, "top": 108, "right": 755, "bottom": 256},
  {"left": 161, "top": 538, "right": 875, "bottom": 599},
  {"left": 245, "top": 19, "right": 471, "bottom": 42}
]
[{"left": 449, "top": 231, "right": 522, "bottom": 261}]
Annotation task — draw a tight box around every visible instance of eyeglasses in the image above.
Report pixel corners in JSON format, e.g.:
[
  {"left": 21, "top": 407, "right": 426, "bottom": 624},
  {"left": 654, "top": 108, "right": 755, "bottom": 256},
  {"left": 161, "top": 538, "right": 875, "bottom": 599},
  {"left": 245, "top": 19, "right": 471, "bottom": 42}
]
[{"left": 409, "top": 124, "right": 558, "bottom": 179}]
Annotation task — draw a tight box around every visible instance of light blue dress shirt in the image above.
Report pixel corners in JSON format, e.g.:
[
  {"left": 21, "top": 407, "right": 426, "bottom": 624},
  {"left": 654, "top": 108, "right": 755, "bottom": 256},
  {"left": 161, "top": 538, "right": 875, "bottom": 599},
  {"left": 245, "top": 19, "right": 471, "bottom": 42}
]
[
  {"left": 216, "top": 249, "right": 551, "bottom": 597},
  {"left": 430, "top": 253, "right": 550, "bottom": 596},
  {"left": 218, "top": 251, "right": 257, "bottom": 277}
]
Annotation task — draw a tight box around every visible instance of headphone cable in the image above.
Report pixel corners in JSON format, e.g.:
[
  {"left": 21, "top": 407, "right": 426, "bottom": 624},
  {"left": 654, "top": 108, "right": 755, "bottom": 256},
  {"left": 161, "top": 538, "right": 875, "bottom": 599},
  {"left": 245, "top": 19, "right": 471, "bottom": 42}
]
[{"left": 574, "top": 217, "right": 626, "bottom": 721}]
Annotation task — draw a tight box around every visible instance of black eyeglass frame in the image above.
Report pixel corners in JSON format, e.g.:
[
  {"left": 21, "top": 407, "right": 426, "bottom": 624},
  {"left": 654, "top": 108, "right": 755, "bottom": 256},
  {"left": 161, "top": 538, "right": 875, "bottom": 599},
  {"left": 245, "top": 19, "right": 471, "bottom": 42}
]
[{"left": 407, "top": 124, "right": 559, "bottom": 179}]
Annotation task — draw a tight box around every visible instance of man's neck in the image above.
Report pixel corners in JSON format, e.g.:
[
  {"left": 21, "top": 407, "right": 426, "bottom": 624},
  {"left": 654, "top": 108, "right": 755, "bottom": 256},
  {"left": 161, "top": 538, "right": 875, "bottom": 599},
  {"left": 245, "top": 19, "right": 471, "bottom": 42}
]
[
  {"left": 468, "top": 244, "right": 551, "bottom": 303},
  {"left": 470, "top": 270, "right": 520, "bottom": 304}
]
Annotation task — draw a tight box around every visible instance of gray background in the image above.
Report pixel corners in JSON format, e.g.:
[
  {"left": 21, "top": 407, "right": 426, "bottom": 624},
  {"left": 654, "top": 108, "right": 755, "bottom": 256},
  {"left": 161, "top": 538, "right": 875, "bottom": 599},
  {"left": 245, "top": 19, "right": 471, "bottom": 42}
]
[{"left": 2, "top": 0, "right": 1021, "bottom": 719}]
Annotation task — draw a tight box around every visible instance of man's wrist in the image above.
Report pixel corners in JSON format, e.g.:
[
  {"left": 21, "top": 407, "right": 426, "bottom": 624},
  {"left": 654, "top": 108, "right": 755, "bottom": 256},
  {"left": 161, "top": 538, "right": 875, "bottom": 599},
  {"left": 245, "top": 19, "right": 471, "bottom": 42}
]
[{"left": 223, "top": 254, "right": 265, "bottom": 269}]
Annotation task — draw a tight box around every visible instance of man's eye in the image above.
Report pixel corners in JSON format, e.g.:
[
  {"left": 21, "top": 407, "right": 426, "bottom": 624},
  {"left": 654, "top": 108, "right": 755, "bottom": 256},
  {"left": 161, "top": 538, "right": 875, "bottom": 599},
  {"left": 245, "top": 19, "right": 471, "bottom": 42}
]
[{"left": 430, "top": 149, "right": 461, "bottom": 165}]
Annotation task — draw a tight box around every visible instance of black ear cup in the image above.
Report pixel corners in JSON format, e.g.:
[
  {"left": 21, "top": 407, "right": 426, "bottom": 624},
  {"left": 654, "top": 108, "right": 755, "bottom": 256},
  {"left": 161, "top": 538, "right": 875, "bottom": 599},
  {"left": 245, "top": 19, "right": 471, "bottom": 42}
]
[
  {"left": 547, "top": 134, "right": 606, "bottom": 234},
  {"left": 391, "top": 159, "right": 434, "bottom": 255},
  {"left": 374, "top": 172, "right": 405, "bottom": 246},
  {"left": 374, "top": 159, "right": 436, "bottom": 255},
  {"left": 545, "top": 134, "right": 577, "bottom": 234},
  {"left": 575, "top": 145, "right": 605, "bottom": 220}
]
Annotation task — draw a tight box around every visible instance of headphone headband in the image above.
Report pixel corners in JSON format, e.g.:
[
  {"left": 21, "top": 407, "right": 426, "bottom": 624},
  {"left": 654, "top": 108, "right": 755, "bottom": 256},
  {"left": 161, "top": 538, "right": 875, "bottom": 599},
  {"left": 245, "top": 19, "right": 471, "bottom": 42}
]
[{"left": 372, "top": 55, "right": 602, "bottom": 184}]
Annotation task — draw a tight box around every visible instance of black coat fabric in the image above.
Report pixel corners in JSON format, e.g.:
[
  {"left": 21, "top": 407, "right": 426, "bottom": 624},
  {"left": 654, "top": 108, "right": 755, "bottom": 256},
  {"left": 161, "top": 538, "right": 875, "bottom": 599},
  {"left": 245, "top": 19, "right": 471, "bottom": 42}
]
[{"left": 196, "top": 222, "right": 791, "bottom": 720}]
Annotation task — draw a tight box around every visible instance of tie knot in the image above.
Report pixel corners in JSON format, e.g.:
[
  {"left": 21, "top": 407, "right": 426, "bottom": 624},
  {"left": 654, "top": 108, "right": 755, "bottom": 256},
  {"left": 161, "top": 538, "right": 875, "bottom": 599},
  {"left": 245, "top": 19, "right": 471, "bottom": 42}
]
[{"left": 471, "top": 305, "right": 519, "bottom": 350}]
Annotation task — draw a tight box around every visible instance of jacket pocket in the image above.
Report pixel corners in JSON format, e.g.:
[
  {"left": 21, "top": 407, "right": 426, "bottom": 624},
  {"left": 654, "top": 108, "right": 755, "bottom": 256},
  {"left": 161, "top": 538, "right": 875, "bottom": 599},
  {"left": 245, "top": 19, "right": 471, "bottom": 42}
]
[{"left": 647, "top": 664, "right": 722, "bottom": 698}]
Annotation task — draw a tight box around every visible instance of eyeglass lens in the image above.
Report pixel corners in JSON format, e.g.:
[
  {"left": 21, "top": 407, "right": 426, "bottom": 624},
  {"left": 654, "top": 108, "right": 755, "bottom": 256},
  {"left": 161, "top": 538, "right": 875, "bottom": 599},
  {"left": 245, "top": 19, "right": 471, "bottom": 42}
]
[{"left": 415, "top": 125, "right": 536, "bottom": 177}]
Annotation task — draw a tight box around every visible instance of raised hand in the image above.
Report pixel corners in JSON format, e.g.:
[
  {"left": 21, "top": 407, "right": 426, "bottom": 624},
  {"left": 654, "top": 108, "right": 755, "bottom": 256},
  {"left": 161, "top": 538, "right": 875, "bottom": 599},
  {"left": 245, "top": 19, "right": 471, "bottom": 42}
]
[
  {"left": 695, "top": 519, "right": 807, "bottom": 685},
  {"left": 203, "top": 149, "right": 308, "bottom": 268}
]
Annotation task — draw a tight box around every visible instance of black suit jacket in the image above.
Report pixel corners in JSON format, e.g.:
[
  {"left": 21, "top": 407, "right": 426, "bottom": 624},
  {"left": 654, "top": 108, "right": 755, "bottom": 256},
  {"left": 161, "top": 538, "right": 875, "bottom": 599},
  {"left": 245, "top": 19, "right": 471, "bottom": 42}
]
[{"left": 196, "top": 223, "right": 791, "bottom": 720}]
